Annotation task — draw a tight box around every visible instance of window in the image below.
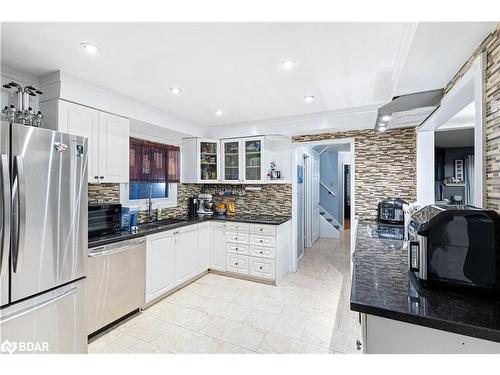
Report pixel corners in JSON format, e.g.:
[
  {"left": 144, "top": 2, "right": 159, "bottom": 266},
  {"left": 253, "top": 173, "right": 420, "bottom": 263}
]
[
  {"left": 121, "top": 138, "right": 180, "bottom": 208},
  {"left": 129, "top": 182, "right": 169, "bottom": 200}
]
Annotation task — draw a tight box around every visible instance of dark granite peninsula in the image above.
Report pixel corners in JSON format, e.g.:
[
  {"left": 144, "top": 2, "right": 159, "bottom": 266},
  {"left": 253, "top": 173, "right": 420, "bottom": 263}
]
[{"left": 350, "top": 221, "right": 500, "bottom": 353}]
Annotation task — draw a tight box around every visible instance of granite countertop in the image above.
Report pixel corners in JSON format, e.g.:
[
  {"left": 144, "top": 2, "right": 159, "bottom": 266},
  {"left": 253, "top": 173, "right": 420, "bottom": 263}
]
[
  {"left": 88, "top": 214, "right": 291, "bottom": 248},
  {"left": 350, "top": 220, "right": 500, "bottom": 343}
]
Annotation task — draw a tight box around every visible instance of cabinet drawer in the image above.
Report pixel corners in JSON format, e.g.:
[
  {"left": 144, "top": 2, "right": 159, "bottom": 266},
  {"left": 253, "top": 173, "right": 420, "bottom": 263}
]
[
  {"left": 250, "top": 246, "right": 275, "bottom": 259},
  {"left": 225, "top": 254, "right": 250, "bottom": 275},
  {"left": 226, "top": 243, "right": 250, "bottom": 255},
  {"left": 249, "top": 257, "right": 275, "bottom": 279},
  {"left": 226, "top": 232, "right": 250, "bottom": 244},
  {"left": 249, "top": 235, "right": 275, "bottom": 248},
  {"left": 250, "top": 224, "right": 276, "bottom": 236},
  {"left": 226, "top": 222, "right": 250, "bottom": 233}
]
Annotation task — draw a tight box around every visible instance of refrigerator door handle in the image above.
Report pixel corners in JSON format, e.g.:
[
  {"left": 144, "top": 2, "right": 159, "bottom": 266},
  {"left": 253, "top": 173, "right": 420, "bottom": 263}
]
[
  {"left": 0, "top": 286, "right": 77, "bottom": 325},
  {"left": 12, "top": 155, "right": 26, "bottom": 273},
  {"left": 0, "top": 154, "right": 10, "bottom": 274}
]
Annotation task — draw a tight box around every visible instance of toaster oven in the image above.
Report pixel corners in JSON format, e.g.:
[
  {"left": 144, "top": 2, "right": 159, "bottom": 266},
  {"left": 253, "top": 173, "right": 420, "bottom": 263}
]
[{"left": 408, "top": 205, "right": 500, "bottom": 294}]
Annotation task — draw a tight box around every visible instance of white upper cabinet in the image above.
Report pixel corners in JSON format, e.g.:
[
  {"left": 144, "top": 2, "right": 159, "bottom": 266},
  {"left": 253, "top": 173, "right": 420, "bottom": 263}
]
[
  {"left": 242, "top": 137, "right": 265, "bottom": 183},
  {"left": 97, "top": 111, "right": 129, "bottom": 183},
  {"left": 182, "top": 135, "right": 290, "bottom": 184},
  {"left": 221, "top": 139, "right": 241, "bottom": 183},
  {"left": 57, "top": 100, "right": 100, "bottom": 182},
  {"left": 181, "top": 138, "right": 220, "bottom": 183},
  {"left": 40, "top": 99, "right": 130, "bottom": 183},
  {"left": 221, "top": 137, "right": 265, "bottom": 183}
]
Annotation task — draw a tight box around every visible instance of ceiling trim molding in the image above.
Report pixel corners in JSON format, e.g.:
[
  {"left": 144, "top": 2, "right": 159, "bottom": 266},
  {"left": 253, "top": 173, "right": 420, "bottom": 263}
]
[
  {"left": 40, "top": 70, "right": 207, "bottom": 137},
  {"left": 207, "top": 103, "right": 381, "bottom": 138}
]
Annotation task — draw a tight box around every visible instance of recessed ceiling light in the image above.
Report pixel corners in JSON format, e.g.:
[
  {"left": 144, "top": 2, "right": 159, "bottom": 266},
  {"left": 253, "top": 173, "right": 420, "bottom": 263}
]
[
  {"left": 169, "top": 86, "right": 183, "bottom": 95},
  {"left": 382, "top": 115, "right": 391, "bottom": 121},
  {"left": 304, "top": 95, "right": 316, "bottom": 103},
  {"left": 214, "top": 109, "right": 223, "bottom": 116},
  {"left": 279, "top": 59, "right": 298, "bottom": 71},
  {"left": 80, "top": 42, "right": 100, "bottom": 55}
]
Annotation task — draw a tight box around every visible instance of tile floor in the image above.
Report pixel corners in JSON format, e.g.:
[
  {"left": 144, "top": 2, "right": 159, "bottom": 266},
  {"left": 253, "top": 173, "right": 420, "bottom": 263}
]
[{"left": 88, "top": 230, "right": 362, "bottom": 354}]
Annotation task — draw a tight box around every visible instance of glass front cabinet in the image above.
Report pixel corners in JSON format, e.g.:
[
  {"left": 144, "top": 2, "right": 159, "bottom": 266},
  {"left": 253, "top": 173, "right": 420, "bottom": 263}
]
[
  {"left": 198, "top": 138, "right": 220, "bottom": 183},
  {"left": 221, "top": 137, "right": 264, "bottom": 183}
]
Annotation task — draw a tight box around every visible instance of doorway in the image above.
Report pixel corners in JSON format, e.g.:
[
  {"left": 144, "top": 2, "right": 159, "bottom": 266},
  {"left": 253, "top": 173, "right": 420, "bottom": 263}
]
[
  {"left": 292, "top": 138, "right": 355, "bottom": 272},
  {"left": 343, "top": 164, "right": 351, "bottom": 229}
]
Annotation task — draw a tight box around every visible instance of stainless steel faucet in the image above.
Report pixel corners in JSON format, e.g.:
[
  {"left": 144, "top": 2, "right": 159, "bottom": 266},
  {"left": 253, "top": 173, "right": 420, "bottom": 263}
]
[{"left": 148, "top": 185, "right": 153, "bottom": 222}]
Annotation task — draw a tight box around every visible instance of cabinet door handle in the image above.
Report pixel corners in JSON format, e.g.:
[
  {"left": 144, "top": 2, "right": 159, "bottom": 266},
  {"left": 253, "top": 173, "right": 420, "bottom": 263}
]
[
  {"left": 100, "top": 176, "right": 104, "bottom": 179},
  {"left": 235, "top": 247, "right": 238, "bottom": 250},
  {"left": 260, "top": 228, "right": 263, "bottom": 231},
  {"left": 356, "top": 340, "right": 362, "bottom": 351},
  {"left": 259, "top": 251, "right": 263, "bottom": 254},
  {"left": 94, "top": 175, "right": 98, "bottom": 179},
  {"left": 259, "top": 240, "right": 263, "bottom": 243},
  {"left": 235, "top": 262, "right": 238, "bottom": 266},
  {"left": 259, "top": 266, "right": 263, "bottom": 270}
]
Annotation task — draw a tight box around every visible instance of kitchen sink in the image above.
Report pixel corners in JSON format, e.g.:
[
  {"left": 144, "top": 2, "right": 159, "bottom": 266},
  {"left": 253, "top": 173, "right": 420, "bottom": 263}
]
[{"left": 139, "top": 219, "right": 187, "bottom": 231}]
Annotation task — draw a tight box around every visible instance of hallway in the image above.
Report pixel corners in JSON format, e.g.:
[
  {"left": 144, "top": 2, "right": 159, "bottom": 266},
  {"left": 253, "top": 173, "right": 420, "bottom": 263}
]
[{"left": 88, "top": 230, "right": 361, "bottom": 354}]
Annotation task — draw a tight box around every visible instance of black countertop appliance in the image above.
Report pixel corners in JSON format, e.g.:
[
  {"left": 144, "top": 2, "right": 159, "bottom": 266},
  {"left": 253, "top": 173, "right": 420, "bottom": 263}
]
[
  {"left": 88, "top": 203, "right": 122, "bottom": 239},
  {"left": 377, "top": 197, "right": 407, "bottom": 225},
  {"left": 408, "top": 205, "right": 500, "bottom": 294}
]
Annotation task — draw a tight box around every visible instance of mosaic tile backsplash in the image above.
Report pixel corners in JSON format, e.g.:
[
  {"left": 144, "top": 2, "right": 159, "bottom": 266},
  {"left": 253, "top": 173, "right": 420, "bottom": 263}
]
[{"left": 88, "top": 182, "right": 292, "bottom": 223}]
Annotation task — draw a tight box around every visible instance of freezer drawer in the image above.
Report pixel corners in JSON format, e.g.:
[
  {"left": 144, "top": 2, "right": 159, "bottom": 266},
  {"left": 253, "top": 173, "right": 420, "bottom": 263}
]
[
  {"left": 0, "top": 278, "right": 87, "bottom": 354},
  {"left": 87, "top": 237, "right": 146, "bottom": 335}
]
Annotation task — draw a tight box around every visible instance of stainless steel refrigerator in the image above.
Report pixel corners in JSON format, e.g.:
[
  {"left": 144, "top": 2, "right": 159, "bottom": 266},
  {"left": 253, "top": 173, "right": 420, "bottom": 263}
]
[{"left": 0, "top": 120, "right": 88, "bottom": 354}]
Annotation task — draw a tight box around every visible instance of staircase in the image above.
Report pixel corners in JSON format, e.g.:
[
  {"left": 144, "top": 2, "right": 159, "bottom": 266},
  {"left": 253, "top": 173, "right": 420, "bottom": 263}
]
[{"left": 319, "top": 205, "right": 341, "bottom": 239}]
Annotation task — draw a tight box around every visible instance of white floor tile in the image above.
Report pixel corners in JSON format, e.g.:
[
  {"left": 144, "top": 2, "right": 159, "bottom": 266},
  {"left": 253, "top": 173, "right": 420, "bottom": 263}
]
[{"left": 200, "top": 317, "right": 267, "bottom": 351}]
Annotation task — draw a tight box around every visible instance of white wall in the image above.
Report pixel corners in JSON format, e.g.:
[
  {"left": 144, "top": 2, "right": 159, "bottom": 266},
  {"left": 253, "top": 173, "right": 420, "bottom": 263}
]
[{"left": 416, "top": 130, "right": 435, "bottom": 206}]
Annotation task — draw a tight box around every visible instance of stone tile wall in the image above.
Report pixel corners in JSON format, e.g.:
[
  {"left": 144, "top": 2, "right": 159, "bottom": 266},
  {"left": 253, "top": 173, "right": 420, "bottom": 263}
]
[
  {"left": 292, "top": 128, "right": 417, "bottom": 220},
  {"left": 444, "top": 24, "right": 500, "bottom": 211}
]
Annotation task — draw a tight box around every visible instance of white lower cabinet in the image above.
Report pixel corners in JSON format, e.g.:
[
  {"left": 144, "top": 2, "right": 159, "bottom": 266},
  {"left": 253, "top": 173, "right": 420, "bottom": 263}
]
[
  {"left": 216, "top": 222, "right": 291, "bottom": 283},
  {"left": 174, "top": 225, "right": 198, "bottom": 285},
  {"left": 226, "top": 254, "right": 250, "bottom": 275},
  {"left": 145, "top": 223, "right": 207, "bottom": 304},
  {"left": 197, "top": 222, "right": 210, "bottom": 273},
  {"left": 145, "top": 220, "right": 291, "bottom": 304},
  {"left": 145, "top": 230, "right": 176, "bottom": 303},
  {"left": 210, "top": 222, "right": 226, "bottom": 271},
  {"left": 249, "top": 257, "right": 275, "bottom": 279},
  {"left": 363, "top": 314, "right": 500, "bottom": 354}
]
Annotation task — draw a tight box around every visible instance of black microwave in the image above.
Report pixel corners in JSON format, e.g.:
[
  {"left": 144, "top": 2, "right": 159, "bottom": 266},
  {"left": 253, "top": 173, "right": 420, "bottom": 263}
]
[
  {"left": 408, "top": 205, "right": 500, "bottom": 294},
  {"left": 88, "top": 203, "right": 122, "bottom": 238}
]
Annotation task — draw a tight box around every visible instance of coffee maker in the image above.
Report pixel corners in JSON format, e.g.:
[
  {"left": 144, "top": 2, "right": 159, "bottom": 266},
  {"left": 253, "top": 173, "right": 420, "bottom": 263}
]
[{"left": 197, "top": 193, "right": 214, "bottom": 215}]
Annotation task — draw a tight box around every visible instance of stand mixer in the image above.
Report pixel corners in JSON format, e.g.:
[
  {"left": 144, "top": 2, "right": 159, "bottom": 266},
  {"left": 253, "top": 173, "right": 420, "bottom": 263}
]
[{"left": 197, "top": 193, "right": 214, "bottom": 215}]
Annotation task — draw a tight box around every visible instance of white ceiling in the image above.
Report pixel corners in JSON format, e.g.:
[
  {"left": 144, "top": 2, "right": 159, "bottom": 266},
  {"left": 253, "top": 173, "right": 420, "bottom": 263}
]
[{"left": 1, "top": 22, "right": 495, "bottom": 128}]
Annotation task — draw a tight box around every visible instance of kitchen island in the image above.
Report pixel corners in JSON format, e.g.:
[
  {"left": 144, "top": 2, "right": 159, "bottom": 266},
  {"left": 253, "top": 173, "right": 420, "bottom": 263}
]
[{"left": 350, "top": 220, "right": 500, "bottom": 353}]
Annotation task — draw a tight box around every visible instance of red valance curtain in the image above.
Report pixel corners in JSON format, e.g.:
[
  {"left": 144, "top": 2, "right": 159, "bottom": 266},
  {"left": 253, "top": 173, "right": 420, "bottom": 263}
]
[{"left": 129, "top": 138, "right": 180, "bottom": 183}]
